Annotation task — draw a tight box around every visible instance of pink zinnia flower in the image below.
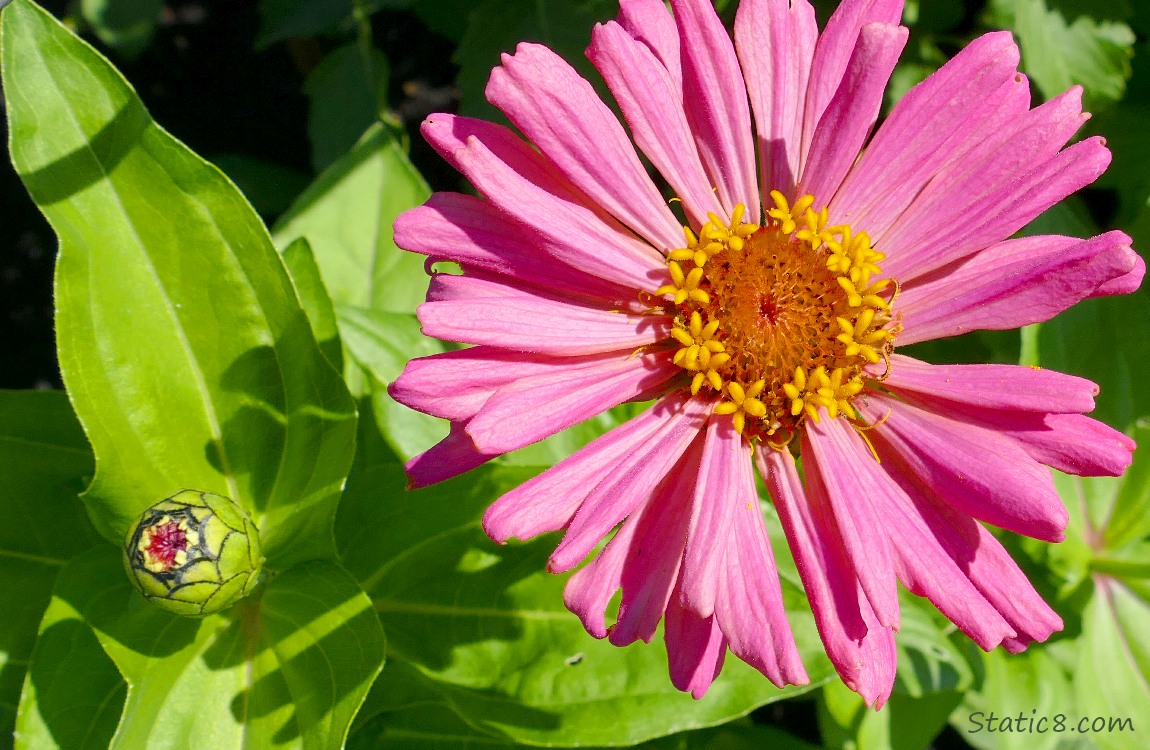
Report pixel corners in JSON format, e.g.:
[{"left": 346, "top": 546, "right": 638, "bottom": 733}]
[{"left": 389, "top": 0, "right": 1143, "bottom": 705}]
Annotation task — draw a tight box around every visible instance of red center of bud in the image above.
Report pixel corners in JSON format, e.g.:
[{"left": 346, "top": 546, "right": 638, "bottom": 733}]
[{"left": 144, "top": 521, "right": 187, "bottom": 570}]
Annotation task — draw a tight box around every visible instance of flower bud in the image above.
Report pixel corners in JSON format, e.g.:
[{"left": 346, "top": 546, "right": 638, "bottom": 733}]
[{"left": 123, "top": 489, "right": 264, "bottom": 616}]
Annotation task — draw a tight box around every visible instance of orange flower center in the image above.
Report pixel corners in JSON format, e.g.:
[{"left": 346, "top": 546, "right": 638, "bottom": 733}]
[{"left": 651, "top": 193, "right": 900, "bottom": 443}]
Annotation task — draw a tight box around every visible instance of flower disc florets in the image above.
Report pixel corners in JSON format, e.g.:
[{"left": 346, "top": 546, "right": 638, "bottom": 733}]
[
  {"left": 123, "top": 489, "right": 264, "bottom": 617},
  {"left": 653, "top": 192, "right": 900, "bottom": 442}
]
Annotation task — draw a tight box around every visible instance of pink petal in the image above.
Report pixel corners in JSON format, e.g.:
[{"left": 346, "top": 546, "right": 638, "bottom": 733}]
[
  {"left": 896, "top": 231, "right": 1139, "bottom": 344},
  {"left": 425, "top": 273, "right": 524, "bottom": 302},
  {"left": 611, "top": 435, "right": 706, "bottom": 646},
  {"left": 417, "top": 276, "right": 671, "bottom": 355},
  {"left": 802, "top": 414, "right": 900, "bottom": 629},
  {"left": 801, "top": 0, "right": 904, "bottom": 168},
  {"left": 549, "top": 396, "right": 712, "bottom": 572},
  {"left": 883, "top": 462, "right": 1063, "bottom": 647},
  {"left": 881, "top": 354, "right": 1100, "bottom": 414},
  {"left": 618, "top": 0, "right": 681, "bottom": 90},
  {"left": 1001, "top": 413, "right": 1135, "bottom": 477},
  {"left": 902, "top": 392, "right": 1136, "bottom": 478},
  {"left": 394, "top": 193, "right": 639, "bottom": 308},
  {"left": 757, "top": 447, "right": 897, "bottom": 708},
  {"left": 734, "top": 0, "right": 818, "bottom": 197},
  {"left": 799, "top": 22, "right": 908, "bottom": 203},
  {"left": 483, "top": 394, "right": 685, "bottom": 543},
  {"left": 664, "top": 581, "right": 728, "bottom": 699},
  {"left": 391, "top": 346, "right": 655, "bottom": 422},
  {"left": 487, "top": 44, "right": 683, "bottom": 251},
  {"left": 421, "top": 114, "right": 666, "bottom": 290},
  {"left": 390, "top": 351, "right": 505, "bottom": 423},
  {"left": 865, "top": 467, "right": 1016, "bottom": 649},
  {"left": 466, "top": 350, "right": 677, "bottom": 454},
  {"left": 715, "top": 493, "right": 809, "bottom": 687},
  {"left": 589, "top": 20, "right": 725, "bottom": 227},
  {"left": 405, "top": 421, "right": 498, "bottom": 489},
  {"left": 565, "top": 512, "right": 641, "bottom": 638},
  {"left": 858, "top": 394, "right": 1068, "bottom": 542},
  {"left": 680, "top": 416, "right": 751, "bottom": 617},
  {"left": 831, "top": 31, "right": 1022, "bottom": 234},
  {"left": 1090, "top": 252, "right": 1145, "bottom": 297},
  {"left": 669, "top": 0, "right": 760, "bottom": 218},
  {"left": 880, "top": 88, "right": 1097, "bottom": 280}
]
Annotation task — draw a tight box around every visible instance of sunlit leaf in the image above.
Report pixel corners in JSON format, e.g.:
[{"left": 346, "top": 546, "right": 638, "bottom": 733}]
[
  {"left": 335, "top": 306, "right": 447, "bottom": 460},
  {"left": 24, "top": 547, "right": 384, "bottom": 750},
  {"left": 336, "top": 411, "right": 832, "bottom": 747},
  {"left": 14, "top": 549, "right": 126, "bottom": 750},
  {"left": 0, "top": 390, "right": 103, "bottom": 745},
  {"left": 273, "top": 123, "right": 431, "bottom": 315},
  {"left": 893, "top": 596, "right": 975, "bottom": 698},
  {"left": 1074, "top": 579, "right": 1150, "bottom": 750},
  {"left": 1099, "top": 421, "right": 1150, "bottom": 550},
  {"left": 283, "top": 237, "right": 344, "bottom": 371},
  {"left": 956, "top": 646, "right": 1078, "bottom": 750},
  {"left": 818, "top": 679, "right": 963, "bottom": 750},
  {"left": 988, "top": 0, "right": 1135, "bottom": 111},
  {"left": 1, "top": 0, "right": 357, "bottom": 568}
]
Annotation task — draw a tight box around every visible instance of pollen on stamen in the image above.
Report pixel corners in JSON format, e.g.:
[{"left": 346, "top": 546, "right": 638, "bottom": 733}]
[{"left": 649, "top": 196, "right": 900, "bottom": 442}]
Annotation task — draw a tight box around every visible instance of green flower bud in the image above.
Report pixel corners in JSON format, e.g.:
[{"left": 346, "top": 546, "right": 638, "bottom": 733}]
[{"left": 123, "top": 490, "right": 264, "bottom": 616}]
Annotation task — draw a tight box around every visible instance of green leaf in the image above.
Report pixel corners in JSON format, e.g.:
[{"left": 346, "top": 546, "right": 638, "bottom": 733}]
[
  {"left": 335, "top": 305, "right": 448, "bottom": 460},
  {"left": 80, "top": 0, "right": 163, "bottom": 58},
  {"left": 818, "top": 596, "right": 969, "bottom": 750},
  {"left": 1039, "top": 472, "right": 1104, "bottom": 599},
  {"left": 1100, "top": 421, "right": 1150, "bottom": 550},
  {"left": 211, "top": 154, "right": 312, "bottom": 220},
  {"left": 955, "top": 646, "right": 1079, "bottom": 750},
  {"left": 0, "top": 390, "right": 103, "bottom": 744},
  {"left": 818, "top": 679, "right": 892, "bottom": 750},
  {"left": 305, "top": 43, "right": 389, "bottom": 173},
  {"left": 2, "top": 0, "right": 358, "bottom": 569},
  {"left": 1034, "top": 292, "right": 1150, "bottom": 433},
  {"left": 899, "top": 329, "right": 1021, "bottom": 367},
  {"left": 15, "top": 550, "right": 127, "bottom": 750},
  {"left": 892, "top": 595, "right": 975, "bottom": 698},
  {"left": 273, "top": 123, "right": 431, "bottom": 315},
  {"left": 350, "top": 705, "right": 819, "bottom": 749},
  {"left": 333, "top": 302, "right": 654, "bottom": 464},
  {"left": 1074, "top": 579, "right": 1150, "bottom": 750},
  {"left": 336, "top": 413, "right": 832, "bottom": 747},
  {"left": 256, "top": 0, "right": 354, "bottom": 48},
  {"left": 454, "top": 0, "right": 617, "bottom": 125},
  {"left": 26, "top": 546, "right": 385, "bottom": 749},
  {"left": 988, "top": 0, "right": 1136, "bottom": 111},
  {"left": 818, "top": 679, "right": 963, "bottom": 750},
  {"left": 1090, "top": 74, "right": 1150, "bottom": 252},
  {"left": 283, "top": 237, "right": 345, "bottom": 371},
  {"left": 498, "top": 402, "right": 653, "bottom": 468}
]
